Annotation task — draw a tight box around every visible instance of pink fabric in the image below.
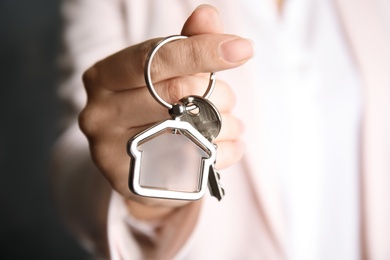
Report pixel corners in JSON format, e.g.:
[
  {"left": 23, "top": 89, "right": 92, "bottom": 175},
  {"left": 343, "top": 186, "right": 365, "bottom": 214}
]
[
  {"left": 335, "top": 0, "right": 390, "bottom": 259},
  {"left": 54, "top": 0, "right": 390, "bottom": 259}
]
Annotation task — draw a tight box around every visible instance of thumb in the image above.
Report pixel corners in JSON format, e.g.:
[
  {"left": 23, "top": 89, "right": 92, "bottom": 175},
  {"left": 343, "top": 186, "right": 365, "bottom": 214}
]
[{"left": 181, "top": 5, "right": 223, "bottom": 36}]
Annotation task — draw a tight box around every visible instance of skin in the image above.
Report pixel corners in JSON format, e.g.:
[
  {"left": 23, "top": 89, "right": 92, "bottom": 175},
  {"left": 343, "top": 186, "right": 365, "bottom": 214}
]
[{"left": 79, "top": 5, "right": 254, "bottom": 220}]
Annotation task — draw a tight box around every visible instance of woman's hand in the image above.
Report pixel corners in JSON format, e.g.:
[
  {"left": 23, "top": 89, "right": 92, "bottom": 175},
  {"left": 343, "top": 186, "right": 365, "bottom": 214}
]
[{"left": 78, "top": 5, "right": 254, "bottom": 219}]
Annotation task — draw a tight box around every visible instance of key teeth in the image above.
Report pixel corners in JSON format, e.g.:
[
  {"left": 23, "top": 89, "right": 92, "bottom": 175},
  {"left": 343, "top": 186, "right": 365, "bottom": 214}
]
[
  {"left": 208, "top": 169, "right": 225, "bottom": 201},
  {"left": 214, "top": 186, "right": 225, "bottom": 201}
]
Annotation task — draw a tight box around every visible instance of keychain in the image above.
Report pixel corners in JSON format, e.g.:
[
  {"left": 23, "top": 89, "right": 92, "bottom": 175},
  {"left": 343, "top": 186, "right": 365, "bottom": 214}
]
[{"left": 127, "top": 35, "right": 224, "bottom": 201}]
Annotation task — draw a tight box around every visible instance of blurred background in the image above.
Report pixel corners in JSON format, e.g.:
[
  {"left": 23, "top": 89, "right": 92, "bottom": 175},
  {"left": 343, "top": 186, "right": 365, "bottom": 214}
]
[{"left": 0, "top": 0, "right": 89, "bottom": 259}]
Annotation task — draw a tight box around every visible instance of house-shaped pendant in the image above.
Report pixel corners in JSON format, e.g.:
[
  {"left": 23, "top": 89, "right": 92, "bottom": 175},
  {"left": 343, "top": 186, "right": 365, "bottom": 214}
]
[{"left": 128, "top": 119, "right": 216, "bottom": 201}]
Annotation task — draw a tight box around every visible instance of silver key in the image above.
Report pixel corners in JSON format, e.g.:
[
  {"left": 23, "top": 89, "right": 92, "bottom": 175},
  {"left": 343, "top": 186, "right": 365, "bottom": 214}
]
[
  {"left": 208, "top": 165, "right": 225, "bottom": 201},
  {"left": 180, "top": 96, "right": 225, "bottom": 201},
  {"left": 179, "top": 96, "right": 221, "bottom": 141}
]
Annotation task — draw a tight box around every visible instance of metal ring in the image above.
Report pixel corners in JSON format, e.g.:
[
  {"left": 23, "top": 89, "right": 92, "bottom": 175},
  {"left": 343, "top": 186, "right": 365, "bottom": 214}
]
[{"left": 144, "top": 35, "right": 216, "bottom": 110}]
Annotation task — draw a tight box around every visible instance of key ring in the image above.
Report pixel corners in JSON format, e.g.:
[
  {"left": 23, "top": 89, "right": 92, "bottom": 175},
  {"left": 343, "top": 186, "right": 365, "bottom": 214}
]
[{"left": 144, "top": 35, "right": 216, "bottom": 110}]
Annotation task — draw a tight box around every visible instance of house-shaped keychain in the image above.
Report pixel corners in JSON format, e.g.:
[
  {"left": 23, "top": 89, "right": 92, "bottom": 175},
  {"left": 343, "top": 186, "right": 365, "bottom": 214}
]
[{"left": 128, "top": 119, "right": 216, "bottom": 201}]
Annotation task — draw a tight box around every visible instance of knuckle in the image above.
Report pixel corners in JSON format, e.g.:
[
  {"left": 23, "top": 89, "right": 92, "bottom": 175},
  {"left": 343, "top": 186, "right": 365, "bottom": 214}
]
[
  {"left": 78, "top": 107, "right": 92, "bottom": 136},
  {"left": 82, "top": 65, "right": 100, "bottom": 90},
  {"left": 152, "top": 78, "right": 185, "bottom": 105},
  {"left": 138, "top": 40, "right": 161, "bottom": 80},
  {"left": 164, "top": 78, "right": 184, "bottom": 103},
  {"left": 137, "top": 42, "right": 150, "bottom": 77},
  {"left": 78, "top": 104, "right": 102, "bottom": 137},
  {"left": 187, "top": 39, "right": 204, "bottom": 70}
]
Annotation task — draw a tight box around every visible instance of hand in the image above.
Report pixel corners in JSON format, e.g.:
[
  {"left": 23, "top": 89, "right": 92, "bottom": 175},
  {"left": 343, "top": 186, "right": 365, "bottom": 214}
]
[{"left": 79, "top": 5, "right": 254, "bottom": 219}]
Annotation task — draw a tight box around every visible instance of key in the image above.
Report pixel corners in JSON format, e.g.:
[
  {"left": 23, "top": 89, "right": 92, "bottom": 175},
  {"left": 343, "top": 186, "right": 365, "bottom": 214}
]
[
  {"left": 179, "top": 96, "right": 221, "bottom": 141},
  {"left": 208, "top": 165, "right": 225, "bottom": 201},
  {"left": 179, "top": 96, "right": 225, "bottom": 201}
]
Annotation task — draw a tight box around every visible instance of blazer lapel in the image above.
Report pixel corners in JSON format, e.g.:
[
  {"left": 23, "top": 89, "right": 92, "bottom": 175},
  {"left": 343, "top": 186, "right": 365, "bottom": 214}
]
[
  {"left": 235, "top": 60, "right": 287, "bottom": 258},
  {"left": 334, "top": 0, "right": 390, "bottom": 259}
]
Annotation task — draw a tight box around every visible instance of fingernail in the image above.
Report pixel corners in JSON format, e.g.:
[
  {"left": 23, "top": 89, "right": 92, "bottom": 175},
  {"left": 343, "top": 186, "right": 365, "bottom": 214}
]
[
  {"left": 195, "top": 4, "right": 218, "bottom": 12},
  {"left": 219, "top": 38, "right": 254, "bottom": 63}
]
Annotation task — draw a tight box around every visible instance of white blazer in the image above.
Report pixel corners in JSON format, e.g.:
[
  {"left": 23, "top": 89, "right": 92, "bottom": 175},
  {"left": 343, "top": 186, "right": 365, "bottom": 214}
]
[{"left": 52, "top": 0, "right": 390, "bottom": 259}]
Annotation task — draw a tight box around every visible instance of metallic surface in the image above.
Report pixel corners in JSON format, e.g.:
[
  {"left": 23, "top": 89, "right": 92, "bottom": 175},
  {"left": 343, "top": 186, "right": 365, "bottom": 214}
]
[
  {"left": 180, "top": 95, "right": 222, "bottom": 141},
  {"left": 128, "top": 119, "right": 216, "bottom": 200},
  {"left": 144, "top": 35, "right": 216, "bottom": 109},
  {"left": 208, "top": 165, "right": 225, "bottom": 201}
]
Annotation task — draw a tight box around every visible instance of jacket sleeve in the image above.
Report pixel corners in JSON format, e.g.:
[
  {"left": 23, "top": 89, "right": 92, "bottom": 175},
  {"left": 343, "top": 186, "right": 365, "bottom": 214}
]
[
  {"left": 51, "top": 0, "right": 202, "bottom": 258},
  {"left": 51, "top": 0, "right": 127, "bottom": 256}
]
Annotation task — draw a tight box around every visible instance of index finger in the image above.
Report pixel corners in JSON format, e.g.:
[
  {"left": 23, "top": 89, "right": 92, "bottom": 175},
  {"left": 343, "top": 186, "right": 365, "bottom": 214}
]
[{"left": 83, "top": 34, "right": 254, "bottom": 92}]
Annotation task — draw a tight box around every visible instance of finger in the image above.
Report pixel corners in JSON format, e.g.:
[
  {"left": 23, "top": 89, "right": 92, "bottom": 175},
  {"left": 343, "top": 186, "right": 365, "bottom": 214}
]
[
  {"left": 83, "top": 34, "right": 254, "bottom": 92},
  {"left": 108, "top": 77, "right": 236, "bottom": 127},
  {"left": 215, "top": 114, "right": 244, "bottom": 142},
  {"left": 215, "top": 140, "right": 246, "bottom": 169},
  {"left": 181, "top": 5, "right": 223, "bottom": 35},
  {"left": 151, "top": 76, "right": 236, "bottom": 112}
]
